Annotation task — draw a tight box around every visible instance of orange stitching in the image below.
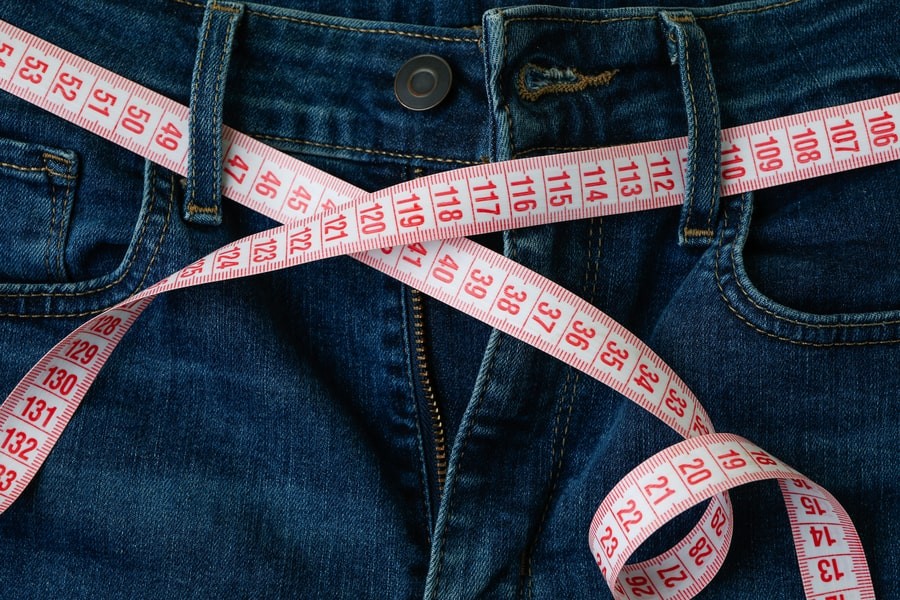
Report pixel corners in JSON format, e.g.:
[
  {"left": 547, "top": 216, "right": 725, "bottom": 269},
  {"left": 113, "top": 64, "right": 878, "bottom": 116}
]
[
  {"left": 684, "top": 227, "right": 714, "bottom": 237},
  {"left": 185, "top": 203, "right": 219, "bottom": 215},
  {"left": 188, "top": 4, "right": 215, "bottom": 213},
  {"left": 506, "top": 15, "right": 655, "bottom": 26},
  {"left": 251, "top": 133, "right": 480, "bottom": 166},
  {"left": 500, "top": 10, "right": 516, "bottom": 158},
  {"left": 0, "top": 160, "right": 75, "bottom": 179},
  {"left": 0, "top": 167, "right": 159, "bottom": 299},
  {"left": 504, "top": 0, "right": 804, "bottom": 26},
  {"left": 55, "top": 163, "right": 74, "bottom": 279},
  {"left": 731, "top": 196, "right": 900, "bottom": 328},
  {"left": 0, "top": 161, "right": 45, "bottom": 172},
  {"left": 0, "top": 169, "right": 174, "bottom": 318},
  {"left": 168, "top": 0, "right": 478, "bottom": 43},
  {"left": 517, "top": 64, "right": 619, "bottom": 102},
  {"left": 40, "top": 152, "right": 71, "bottom": 165},
  {"left": 172, "top": 0, "right": 209, "bottom": 7},
  {"left": 432, "top": 332, "right": 504, "bottom": 595},
  {"left": 697, "top": 0, "right": 804, "bottom": 20},
  {"left": 522, "top": 218, "right": 600, "bottom": 598},
  {"left": 679, "top": 23, "right": 701, "bottom": 238},
  {"left": 512, "top": 145, "right": 595, "bottom": 158},
  {"left": 696, "top": 23, "right": 720, "bottom": 232},
  {"left": 714, "top": 200, "right": 900, "bottom": 345},
  {"left": 209, "top": 2, "right": 240, "bottom": 14},
  {"left": 44, "top": 165, "right": 58, "bottom": 279}
]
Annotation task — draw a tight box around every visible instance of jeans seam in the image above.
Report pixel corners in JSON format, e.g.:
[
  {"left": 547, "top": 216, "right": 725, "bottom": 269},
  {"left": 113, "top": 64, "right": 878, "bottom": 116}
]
[
  {"left": 55, "top": 164, "right": 74, "bottom": 279},
  {"left": 732, "top": 196, "right": 900, "bottom": 328},
  {"left": 680, "top": 26, "right": 700, "bottom": 238},
  {"left": 251, "top": 134, "right": 481, "bottom": 166},
  {"left": 399, "top": 285, "right": 434, "bottom": 548},
  {"left": 714, "top": 200, "right": 900, "bottom": 344},
  {"left": 504, "top": 0, "right": 804, "bottom": 26},
  {"left": 521, "top": 218, "right": 600, "bottom": 598},
  {"left": 211, "top": 13, "right": 234, "bottom": 211},
  {"left": 55, "top": 153, "right": 76, "bottom": 278},
  {"left": 244, "top": 10, "right": 479, "bottom": 42},
  {"left": 186, "top": 7, "right": 235, "bottom": 218},
  {"left": 0, "top": 167, "right": 171, "bottom": 307},
  {"left": 511, "top": 145, "right": 595, "bottom": 158},
  {"left": 432, "top": 334, "right": 504, "bottom": 597},
  {"left": 696, "top": 23, "right": 720, "bottom": 232},
  {"left": 171, "top": 0, "right": 804, "bottom": 36},
  {"left": 500, "top": 10, "right": 516, "bottom": 158},
  {"left": 169, "top": 0, "right": 479, "bottom": 43},
  {"left": 522, "top": 368, "right": 577, "bottom": 600},
  {"left": 505, "top": 15, "right": 654, "bottom": 26},
  {"left": 44, "top": 168, "right": 58, "bottom": 280},
  {"left": 697, "top": 0, "right": 804, "bottom": 20},
  {"left": 0, "top": 158, "right": 75, "bottom": 180},
  {"left": 187, "top": 3, "right": 216, "bottom": 216}
]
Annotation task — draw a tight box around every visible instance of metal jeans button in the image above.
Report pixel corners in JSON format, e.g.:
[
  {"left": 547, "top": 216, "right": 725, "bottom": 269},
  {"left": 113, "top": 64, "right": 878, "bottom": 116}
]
[{"left": 394, "top": 54, "right": 452, "bottom": 111}]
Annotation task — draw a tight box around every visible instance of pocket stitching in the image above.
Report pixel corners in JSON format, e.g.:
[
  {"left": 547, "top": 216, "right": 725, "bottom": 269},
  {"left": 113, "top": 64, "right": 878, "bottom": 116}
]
[
  {"left": 48, "top": 153, "right": 75, "bottom": 280},
  {"left": 714, "top": 197, "right": 900, "bottom": 346},
  {"left": 0, "top": 149, "right": 78, "bottom": 283},
  {"left": 55, "top": 164, "right": 74, "bottom": 279},
  {"left": 44, "top": 170, "right": 58, "bottom": 280},
  {"left": 731, "top": 194, "right": 900, "bottom": 328},
  {"left": 0, "top": 167, "right": 163, "bottom": 299},
  {"left": 0, "top": 169, "right": 174, "bottom": 317}
]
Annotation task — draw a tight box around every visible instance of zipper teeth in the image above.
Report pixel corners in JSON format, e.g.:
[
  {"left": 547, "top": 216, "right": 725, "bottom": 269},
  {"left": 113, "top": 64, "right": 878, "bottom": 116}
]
[{"left": 410, "top": 289, "right": 447, "bottom": 494}]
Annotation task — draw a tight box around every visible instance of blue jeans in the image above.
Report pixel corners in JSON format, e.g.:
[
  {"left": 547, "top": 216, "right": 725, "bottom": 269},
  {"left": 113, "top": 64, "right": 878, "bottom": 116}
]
[{"left": 0, "top": 0, "right": 897, "bottom": 597}]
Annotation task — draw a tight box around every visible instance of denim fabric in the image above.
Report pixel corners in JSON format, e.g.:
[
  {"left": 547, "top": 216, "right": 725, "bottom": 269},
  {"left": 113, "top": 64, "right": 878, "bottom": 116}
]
[
  {"left": 659, "top": 10, "right": 722, "bottom": 247},
  {"left": 184, "top": 0, "right": 244, "bottom": 225},
  {"left": 0, "top": 0, "right": 897, "bottom": 598}
]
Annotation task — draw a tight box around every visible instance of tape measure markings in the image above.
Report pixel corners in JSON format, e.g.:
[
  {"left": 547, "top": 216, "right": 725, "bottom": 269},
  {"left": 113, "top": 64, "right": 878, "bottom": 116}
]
[
  {"left": 5, "top": 15, "right": 898, "bottom": 249},
  {"left": 589, "top": 434, "right": 873, "bottom": 600},
  {"left": 0, "top": 17, "right": 892, "bottom": 599}
]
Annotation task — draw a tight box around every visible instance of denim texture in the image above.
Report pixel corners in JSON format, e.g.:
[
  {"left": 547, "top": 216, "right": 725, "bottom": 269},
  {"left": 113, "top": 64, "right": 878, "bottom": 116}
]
[{"left": 0, "top": 0, "right": 897, "bottom": 598}]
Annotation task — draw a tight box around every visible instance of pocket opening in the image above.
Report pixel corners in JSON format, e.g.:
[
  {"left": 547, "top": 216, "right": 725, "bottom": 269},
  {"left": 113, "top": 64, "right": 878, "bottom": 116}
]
[
  {"left": 714, "top": 187, "right": 900, "bottom": 346},
  {"left": 0, "top": 161, "right": 176, "bottom": 319}
]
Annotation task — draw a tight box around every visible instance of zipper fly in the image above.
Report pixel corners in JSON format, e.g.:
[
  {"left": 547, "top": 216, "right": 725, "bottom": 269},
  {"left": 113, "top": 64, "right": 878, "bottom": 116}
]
[{"left": 410, "top": 288, "right": 448, "bottom": 495}]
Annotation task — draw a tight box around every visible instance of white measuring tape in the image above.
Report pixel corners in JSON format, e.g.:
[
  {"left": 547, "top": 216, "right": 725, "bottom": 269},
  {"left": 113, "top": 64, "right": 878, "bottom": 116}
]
[{"left": 0, "top": 17, "right": 896, "bottom": 599}]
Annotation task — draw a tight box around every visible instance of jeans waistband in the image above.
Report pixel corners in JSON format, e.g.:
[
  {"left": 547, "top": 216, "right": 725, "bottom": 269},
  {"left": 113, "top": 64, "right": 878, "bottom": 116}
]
[{"left": 4, "top": 0, "right": 898, "bottom": 171}]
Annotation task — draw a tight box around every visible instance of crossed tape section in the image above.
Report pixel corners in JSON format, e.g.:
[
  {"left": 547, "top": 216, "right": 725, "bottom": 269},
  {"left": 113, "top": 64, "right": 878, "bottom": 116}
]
[{"left": 0, "top": 17, "right": 894, "bottom": 599}]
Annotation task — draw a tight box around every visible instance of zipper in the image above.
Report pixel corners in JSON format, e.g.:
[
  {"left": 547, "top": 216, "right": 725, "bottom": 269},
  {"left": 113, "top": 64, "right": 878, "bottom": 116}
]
[{"left": 410, "top": 288, "right": 448, "bottom": 497}]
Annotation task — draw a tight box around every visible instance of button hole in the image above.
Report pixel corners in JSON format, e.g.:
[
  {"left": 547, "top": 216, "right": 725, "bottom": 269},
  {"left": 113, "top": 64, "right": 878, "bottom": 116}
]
[{"left": 517, "top": 63, "right": 619, "bottom": 102}]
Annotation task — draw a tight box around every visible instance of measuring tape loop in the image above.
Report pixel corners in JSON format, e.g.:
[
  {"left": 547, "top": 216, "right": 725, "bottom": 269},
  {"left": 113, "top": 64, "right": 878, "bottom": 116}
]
[
  {"left": 0, "top": 17, "right": 892, "bottom": 598},
  {"left": 590, "top": 433, "right": 874, "bottom": 600}
]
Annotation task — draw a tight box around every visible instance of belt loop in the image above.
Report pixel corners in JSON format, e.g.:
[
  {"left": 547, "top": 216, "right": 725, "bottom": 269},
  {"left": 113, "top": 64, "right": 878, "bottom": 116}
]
[
  {"left": 183, "top": 0, "right": 244, "bottom": 226},
  {"left": 659, "top": 11, "right": 722, "bottom": 248}
]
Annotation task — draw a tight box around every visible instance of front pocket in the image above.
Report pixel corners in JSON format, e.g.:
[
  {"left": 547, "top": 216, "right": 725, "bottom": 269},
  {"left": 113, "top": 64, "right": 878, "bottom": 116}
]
[
  {"left": 714, "top": 171, "right": 900, "bottom": 346},
  {"left": 0, "top": 136, "right": 78, "bottom": 283},
  {"left": 0, "top": 160, "right": 177, "bottom": 319}
]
